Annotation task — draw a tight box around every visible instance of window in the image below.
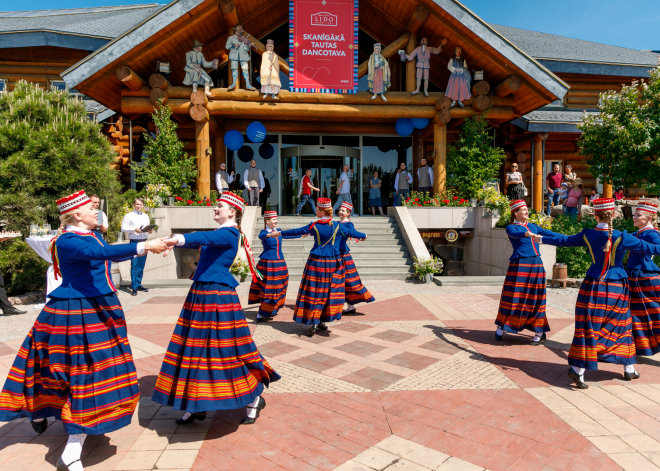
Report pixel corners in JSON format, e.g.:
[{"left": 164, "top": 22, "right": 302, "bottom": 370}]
[
  {"left": 50, "top": 80, "right": 67, "bottom": 92},
  {"left": 0, "top": 79, "right": 7, "bottom": 93}
]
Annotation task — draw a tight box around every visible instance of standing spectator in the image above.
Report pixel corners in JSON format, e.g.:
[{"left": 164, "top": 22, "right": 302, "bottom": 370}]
[
  {"left": 589, "top": 188, "right": 600, "bottom": 203},
  {"left": 243, "top": 159, "right": 265, "bottom": 208},
  {"left": 333, "top": 164, "right": 353, "bottom": 215},
  {"left": 615, "top": 187, "right": 626, "bottom": 201},
  {"left": 369, "top": 171, "right": 385, "bottom": 216},
  {"left": 89, "top": 194, "right": 108, "bottom": 238},
  {"left": 545, "top": 163, "right": 563, "bottom": 216},
  {"left": 417, "top": 158, "right": 434, "bottom": 195},
  {"left": 504, "top": 162, "right": 524, "bottom": 200},
  {"left": 295, "top": 168, "right": 319, "bottom": 216},
  {"left": 564, "top": 179, "right": 585, "bottom": 220},
  {"left": 215, "top": 162, "right": 234, "bottom": 195},
  {"left": 563, "top": 164, "right": 576, "bottom": 188},
  {"left": 121, "top": 198, "right": 153, "bottom": 296},
  {"left": 394, "top": 162, "right": 412, "bottom": 206},
  {"left": 0, "top": 237, "right": 26, "bottom": 314}
]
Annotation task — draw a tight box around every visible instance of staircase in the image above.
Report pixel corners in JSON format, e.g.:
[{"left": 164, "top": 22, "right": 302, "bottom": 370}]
[{"left": 253, "top": 216, "right": 413, "bottom": 281}]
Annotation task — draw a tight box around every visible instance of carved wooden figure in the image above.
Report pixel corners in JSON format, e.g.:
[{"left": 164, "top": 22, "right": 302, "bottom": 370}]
[
  {"left": 225, "top": 25, "right": 258, "bottom": 91},
  {"left": 183, "top": 40, "right": 218, "bottom": 97},
  {"left": 446, "top": 46, "right": 471, "bottom": 108},
  {"left": 398, "top": 37, "right": 447, "bottom": 96},
  {"left": 260, "top": 39, "right": 281, "bottom": 100},
  {"left": 367, "top": 43, "right": 391, "bottom": 102}
]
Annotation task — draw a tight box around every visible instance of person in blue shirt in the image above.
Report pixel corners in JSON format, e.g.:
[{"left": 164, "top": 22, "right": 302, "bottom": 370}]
[
  {"left": 0, "top": 190, "right": 168, "bottom": 471},
  {"left": 495, "top": 200, "right": 557, "bottom": 345},
  {"left": 248, "top": 210, "right": 291, "bottom": 322},
  {"left": 271, "top": 198, "right": 367, "bottom": 337},
  {"left": 534, "top": 198, "right": 660, "bottom": 389},
  {"left": 337, "top": 202, "right": 375, "bottom": 314},
  {"left": 625, "top": 201, "right": 660, "bottom": 357},
  {"left": 152, "top": 193, "right": 280, "bottom": 427}
]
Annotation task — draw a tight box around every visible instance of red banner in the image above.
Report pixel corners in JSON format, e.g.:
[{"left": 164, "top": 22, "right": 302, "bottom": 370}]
[{"left": 289, "top": 0, "right": 358, "bottom": 93}]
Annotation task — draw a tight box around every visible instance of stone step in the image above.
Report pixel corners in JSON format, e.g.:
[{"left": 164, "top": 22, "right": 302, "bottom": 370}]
[
  {"left": 271, "top": 226, "right": 401, "bottom": 234},
  {"left": 288, "top": 268, "right": 412, "bottom": 281},
  {"left": 285, "top": 260, "right": 412, "bottom": 268},
  {"left": 281, "top": 251, "right": 410, "bottom": 260},
  {"left": 282, "top": 247, "right": 409, "bottom": 254}
]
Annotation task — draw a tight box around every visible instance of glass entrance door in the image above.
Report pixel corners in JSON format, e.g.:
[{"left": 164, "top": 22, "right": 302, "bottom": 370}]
[{"left": 301, "top": 157, "right": 343, "bottom": 213}]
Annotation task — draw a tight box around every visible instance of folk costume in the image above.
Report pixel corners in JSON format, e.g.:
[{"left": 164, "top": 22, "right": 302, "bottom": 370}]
[
  {"left": 626, "top": 201, "right": 660, "bottom": 356},
  {"left": 495, "top": 200, "right": 554, "bottom": 344},
  {"left": 541, "top": 199, "right": 660, "bottom": 387},
  {"left": 260, "top": 39, "right": 281, "bottom": 99},
  {"left": 183, "top": 40, "right": 216, "bottom": 96},
  {"left": 0, "top": 191, "right": 145, "bottom": 470},
  {"left": 367, "top": 43, "right": 391, "bottom": 101},
  {"left": 248, "top": 211, "right": 290, "bottom": 320},
  {"left": 338, "top": 202, "right": 375, "bottom": 313},
  {"left": 225, "top": 25, "right": 258, "bottom": 91},
  {"left": 152, "top": 193, "right": 279, "bottom": 425},
  {"left": 446, "top": 47, "right": 471, "bottom": 106},
  {"left": 399, "top": 41, "right": 444, "bottom": 96},
  {"left": 279, "top": 198, "right": 367, "bottom": 336}
]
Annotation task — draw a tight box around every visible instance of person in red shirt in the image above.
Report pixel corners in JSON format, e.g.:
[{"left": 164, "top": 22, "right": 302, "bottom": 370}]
[
  {"left": 295, "top": 168, "right": 320, "bottom": 216},
  {"left": 546, "top": 163, "right": 563, "bottom": 216}
]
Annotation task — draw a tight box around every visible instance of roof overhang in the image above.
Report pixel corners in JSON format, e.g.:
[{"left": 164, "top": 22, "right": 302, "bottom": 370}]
[
  {"left": 512, "top": 117, "right": 581, "bottom": 133},
  {"left": 536, "top": 58, "right": 656, "bottom": 78},
  {"left": 0, "top": 30, "right": 110, "bottom": 51}
]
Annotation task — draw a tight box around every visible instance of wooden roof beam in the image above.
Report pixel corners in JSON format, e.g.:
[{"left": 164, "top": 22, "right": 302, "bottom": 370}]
[
  {"left": 115, "top": 66, "right": 146, "bottom": 91},
  {"left": 406, "top": 6, "right": 429, "bottom": 34},
  {"left": 220, "top": 0, "right": 238, "bottom": 27},
  {"left": 357, "top": 33, "right": 411, "bottom": 79},
  {"left": 360, "top": 0, "right": 407, "bottom": 34},
  {"left": 494, "top": 75, "right": 522, "bottom": 97}
]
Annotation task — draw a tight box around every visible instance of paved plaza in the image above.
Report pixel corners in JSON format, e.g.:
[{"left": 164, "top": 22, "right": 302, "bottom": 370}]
[{"left": 2, "top": 282, "right": 660, "bottom": 471}]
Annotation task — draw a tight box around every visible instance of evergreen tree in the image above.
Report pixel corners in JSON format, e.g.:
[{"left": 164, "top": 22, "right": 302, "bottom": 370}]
[
  {"left": 132, "top": 99, "right": 197, "bottom": 200},
  {"left": 447, "top": 116, "right": 506, "bottom": 199}
]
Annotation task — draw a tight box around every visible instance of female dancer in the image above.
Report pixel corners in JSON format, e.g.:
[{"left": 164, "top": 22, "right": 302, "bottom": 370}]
[
  {"left": 337, "top": 202, "right": 375, "bottom": 314},
  {"left": 0, "top": 191, "right": 167, "bottom": 471},
  {"left": 248, "top": 210, "right": 289, "bottom": 322},
  {"left": 496, "top": 200, "right": 556, "bottom": 345},
  {"left": 626, "top": 201, "right": 660, "bottom": 359},
  {"left": 152, "top": 193, "right": 279, "bottom": 425},
  {"left": 271, "top": 198, "right": 366, "bottom": 337},
  {"left": 536, "top": 198, "right": 660, "bottom": 388}
]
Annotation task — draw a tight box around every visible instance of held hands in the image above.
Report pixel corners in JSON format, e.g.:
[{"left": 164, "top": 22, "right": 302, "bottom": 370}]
[{"left": 144, "top": 238, "right": 168, "bottom": 255}]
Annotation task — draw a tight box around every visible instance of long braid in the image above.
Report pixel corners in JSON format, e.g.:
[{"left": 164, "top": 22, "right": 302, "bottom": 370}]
[{"left": 652, "top": 214, "right": 658, "bottom": 230}]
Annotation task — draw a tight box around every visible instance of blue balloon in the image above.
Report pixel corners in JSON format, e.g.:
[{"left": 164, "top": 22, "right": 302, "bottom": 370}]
[
  {"left": 411, "top": 118, "right": 431, "bottom": 130},
  {"left": 247, "top": 121, "right": 267, "bottom": 143},
  {"left": 395, "top": 118, "right": 414, "bottom": 137},
  {"left": 259, "top": 143, "right": 274, "bottom": 159},
  {"left": 224, "top": 130, "right": 244, "bottom": 151},
  {"left": 237, "top": 146, "right": 254, "bottom": 163}
]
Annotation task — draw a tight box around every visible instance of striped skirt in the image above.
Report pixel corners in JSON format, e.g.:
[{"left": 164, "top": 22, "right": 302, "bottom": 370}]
[
  {"left": 569, "top": 277, "right": 635, "bottom": 370},
  {"left": 152, "top": 282, "right": 280, "bottom": 413},
  {"left": 0, "top": 295, "right": 139, "bottom": 435},
  {"left": 342, "top": 252, "right": 375, "bottom": 305},
  {"left": 629, "top": 271, "right": 660, "bottom": 356},
  {"left": 294, "top": 255, "right": 346, "bottom": 325},
  {"left": 248, "top": 259, "right": 289, "bottom": 317},
  {"left": 495, "top": 257, "right": 550, "bottom": 334}
]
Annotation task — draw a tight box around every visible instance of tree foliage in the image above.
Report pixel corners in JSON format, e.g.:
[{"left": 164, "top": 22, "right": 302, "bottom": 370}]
[
  {"left": 132, "top": 99, "right": 197, "bottom": 200},
  {"left": 447, "top": 116, "right": 506, "bottom": 199},
  {"left": 578, "top": 61, "right": 660, "bottom": 193}
]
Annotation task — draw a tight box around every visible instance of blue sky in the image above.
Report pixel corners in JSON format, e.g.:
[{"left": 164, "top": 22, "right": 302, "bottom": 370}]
[{"left": 10, "top": 0, "right": 659, "bottom": 52}]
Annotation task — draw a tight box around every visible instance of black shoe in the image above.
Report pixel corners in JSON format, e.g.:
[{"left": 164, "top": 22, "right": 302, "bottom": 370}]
[
  {"left": 30, "top": 418, "right": 47, "bottom": 434},
  {"left": 56, "top": 456, "right": 81, "bottom": 471},
  {"left": 131, "top": 290, "right": 138, "bottom": 296},
  {"left": 175, "top": 411, "right": 207, "bottom": 425},
  {"left": 256, "top": 317, "right": 265, "bottom": 323},
  {"left": 2, "top": 306, "right": 27, "bottom": 315},
  {"left": 495, "top": 332, "right": 503, "bottom": 341},
  {"left": 137, "top": 286, "right": 149, "bottom": 292},
  {"left": 307, "top": 326, "right": 317, "bottom": 337},
  {"left": 241, "top": 397, "right": 266, "bottom": 425},
  {"left": 530, "top": 333, "right": 547, "bottom": 346},
  {"left": 624, "top": 371, "right": 641, "bottom": 381},
  {"left": 317, "top": 323, "right": 328, "bottom": 331},
  {"left": 567, "top": 368, "right": 589, "bottom": 389}
]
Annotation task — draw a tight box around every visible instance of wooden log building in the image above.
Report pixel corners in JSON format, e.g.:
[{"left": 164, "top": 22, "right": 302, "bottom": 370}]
[{"left": 1, "top": 1, "right": 657, "bottom": 214}]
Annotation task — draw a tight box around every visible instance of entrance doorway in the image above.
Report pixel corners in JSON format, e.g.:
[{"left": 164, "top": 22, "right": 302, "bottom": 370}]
[{"left": 281, "top": 145, "right": 360, "bottom": 215}]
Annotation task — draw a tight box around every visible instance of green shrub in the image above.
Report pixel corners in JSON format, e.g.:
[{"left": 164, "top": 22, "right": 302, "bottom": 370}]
[{"left": 0, "top": 240, "right": 48, "bottom": 295}]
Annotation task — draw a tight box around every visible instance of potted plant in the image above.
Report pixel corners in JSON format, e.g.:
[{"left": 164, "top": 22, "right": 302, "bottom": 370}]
[
  {"left": 413, "top": 256, "right": 444, "bottom": 283},
  {"left": 478, "top": 187, "right": 509, "bottom": 218},
  {"left": 230, "top": 258, "right": 251, "bottom": 283}
]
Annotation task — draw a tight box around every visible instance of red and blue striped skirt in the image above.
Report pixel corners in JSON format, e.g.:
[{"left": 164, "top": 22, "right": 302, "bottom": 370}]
[
  {"left": 495, "top": 257, "right": 549, "bottom": 334},
  {"left": 0, "top": 295, "right": 139, "bottom": 435},
  {"left": 342, "top": 252, "right": 375, "bottom": 305},
  {"left": 294, "top": 255, "right": 345, "bottom": 325},
  {"left": 248, "top": 259, "right": 289, "bottom": 317},
  {"left": 152, "top": 282, "right": 279, "bottom": 413},
  {"left": 629, "top": 271, "right": 660, "bottom": 356},
  {"left": 569, "top": 277, "right": 635, "bottom": 370}
]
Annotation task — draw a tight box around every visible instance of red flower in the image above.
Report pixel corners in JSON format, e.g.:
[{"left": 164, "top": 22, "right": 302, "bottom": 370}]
[
  {"left": 443, "top": 199, "right": 450, "bottom": 204},
  {"left": 175, "top": 196, "right": 182, "bottom": 201},
  {"left": 453, "top": 196, "right": 459, "bottom": 200},
  {"left": 186, "top": 200, "right": 193, "bottom": 205},
  {"left": 415, "top": 198, "right": 419, "bottom": 202},
  {"left": 206, "top": 202, "right": 212, "bottom": 206}
]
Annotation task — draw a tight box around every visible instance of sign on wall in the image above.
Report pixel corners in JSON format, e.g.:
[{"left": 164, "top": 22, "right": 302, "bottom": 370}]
[{"left": 289, "top": 0, "right": 358, "bottom": 93}]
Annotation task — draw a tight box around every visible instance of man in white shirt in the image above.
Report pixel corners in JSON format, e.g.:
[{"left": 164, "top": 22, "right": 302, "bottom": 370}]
[
  {"left": 417, "top": 158, "right": 434, "bottom": 195},
  {"left": 333, "top": 164, "right": 353, "bottom": 215},
  {"left": 394, "top": 162, "right": 413, "bottom": 206},
  {"left": 243, "top": 160, "right": 265, "bottom": 208},
  {"left": 89, "top": 194, "right": 108, "bottom": 239},
  {"left": 121, "top": 198, "right": 153, "bottom": 296},
  {"left": 215, "top": 162, "right": 234, "bottom": 194}
]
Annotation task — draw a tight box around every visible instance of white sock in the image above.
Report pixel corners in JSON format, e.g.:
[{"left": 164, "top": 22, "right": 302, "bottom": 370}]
[
  {"left": 257, "top": 314, "right": 262, "bottom": 319},
  {"left": 625, "top": 364, "right": 638, "bottom": 374},
  {"left": 496, "top": 327, "right": 504, "bottom": 336},
  {"left": 181, "top": 412, "right": 192, "bottom": 420},
  {"left": 32, "top": 418, "right": 45, "bottom": 422},
  {"left": 533, "top": 334, "right": 541, "bottom": 342},
  {"left": 572, "top": 366, "right": 585, "bottom": 381},
  {"left": 61, "top": 434, "right": 86, "bottom": 471},
  {"left": 246, "top": 396, "right": 260, "bottom": 419}
]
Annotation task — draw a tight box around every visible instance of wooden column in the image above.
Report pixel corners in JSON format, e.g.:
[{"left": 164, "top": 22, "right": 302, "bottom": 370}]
[
  {"left": 433, "top": 123, "right": 446, "bottom": 195},
  {"left": 603, "top": 182, "right": 613, "bottom": 198},
  {"left": 405, "top": 33, "right": 417, "bottom": 93},
  {"left": 412, "top": 130, "right": 421, "bottom": 190},
  {"left": 195, "top": 120, "right": 211, "bottom": 198},
  {"left": 533, "top": 133, "right": 548, "bottom": 213}
]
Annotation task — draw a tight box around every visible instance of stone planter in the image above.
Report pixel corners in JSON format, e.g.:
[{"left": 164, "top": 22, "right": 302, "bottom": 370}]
[{"left": 406, "top": 207, "right": 476, "bottom": 229}]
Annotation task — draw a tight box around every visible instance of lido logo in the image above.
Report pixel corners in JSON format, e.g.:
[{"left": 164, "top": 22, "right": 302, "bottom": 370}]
[{"left": 311, "top": 12, "right": 337, "bottom": 26}]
